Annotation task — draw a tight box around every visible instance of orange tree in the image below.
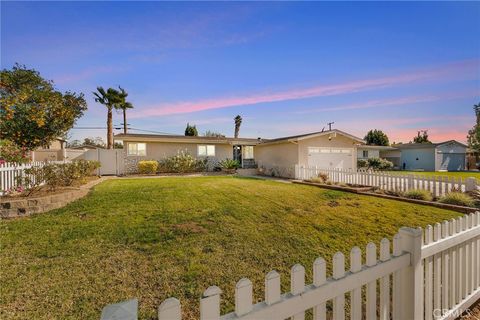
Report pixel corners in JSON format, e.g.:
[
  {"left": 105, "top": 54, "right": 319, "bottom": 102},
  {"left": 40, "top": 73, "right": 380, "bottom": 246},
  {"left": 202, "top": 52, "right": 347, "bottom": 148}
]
[{"left": 0, "top": 64, "right": 87, "bottom": 151}]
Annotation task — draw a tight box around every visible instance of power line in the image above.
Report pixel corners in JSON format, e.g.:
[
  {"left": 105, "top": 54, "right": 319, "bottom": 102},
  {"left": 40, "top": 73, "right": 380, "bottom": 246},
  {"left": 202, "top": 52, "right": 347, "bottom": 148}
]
[{"left": 71, "top": 126, "right": 177, "bottom": 135}]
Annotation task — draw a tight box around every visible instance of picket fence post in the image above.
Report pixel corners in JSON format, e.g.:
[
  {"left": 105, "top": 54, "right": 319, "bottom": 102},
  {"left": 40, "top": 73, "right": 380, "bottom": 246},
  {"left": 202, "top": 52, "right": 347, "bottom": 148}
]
[
  {"left": 399, "top": 227, "right": 423, "bottom": 320},
  {"left": 465, "top": 177, "right": 477, "bottom": 192}
]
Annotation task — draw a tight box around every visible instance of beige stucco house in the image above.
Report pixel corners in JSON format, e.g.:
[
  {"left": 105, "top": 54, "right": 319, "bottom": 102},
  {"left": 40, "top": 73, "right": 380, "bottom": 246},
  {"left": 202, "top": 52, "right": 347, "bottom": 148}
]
[{"left": 114, "top": 130, "right": 370, "bottom": 176}]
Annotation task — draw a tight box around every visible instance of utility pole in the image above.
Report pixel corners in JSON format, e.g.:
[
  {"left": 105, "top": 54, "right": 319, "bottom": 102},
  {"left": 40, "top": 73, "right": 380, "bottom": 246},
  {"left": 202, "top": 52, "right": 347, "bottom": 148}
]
[{"left": 327, "top": 122, "right": 335, "bottom": 131}]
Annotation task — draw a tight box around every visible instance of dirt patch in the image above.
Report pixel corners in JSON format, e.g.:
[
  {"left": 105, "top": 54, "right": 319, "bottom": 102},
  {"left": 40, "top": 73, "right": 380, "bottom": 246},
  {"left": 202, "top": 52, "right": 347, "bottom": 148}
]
[
  {"left": 173, "top": 222, "right": 207, "bottom": 234},
  {"left": 327, "top": 200, "right": 340, "bottom": 207}
]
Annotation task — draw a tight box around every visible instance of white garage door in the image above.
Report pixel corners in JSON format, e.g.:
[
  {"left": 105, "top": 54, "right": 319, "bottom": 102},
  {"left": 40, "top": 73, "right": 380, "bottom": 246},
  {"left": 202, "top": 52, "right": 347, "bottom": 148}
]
[{"left": 307, "top": 147, "right": 354, "bottom": 170}]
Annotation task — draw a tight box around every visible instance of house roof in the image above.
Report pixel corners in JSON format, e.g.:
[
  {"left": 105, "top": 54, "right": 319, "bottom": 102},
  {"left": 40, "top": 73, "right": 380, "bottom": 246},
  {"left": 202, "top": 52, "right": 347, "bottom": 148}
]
[
  {"left": 258, "top": 129, "right": 365, "bottom": 146},
  {"left": 393, "top": 140, "right": 468, "bottom": 149},
  {"left": 114, "top": 133, "right": 262, "bottom": 145}
]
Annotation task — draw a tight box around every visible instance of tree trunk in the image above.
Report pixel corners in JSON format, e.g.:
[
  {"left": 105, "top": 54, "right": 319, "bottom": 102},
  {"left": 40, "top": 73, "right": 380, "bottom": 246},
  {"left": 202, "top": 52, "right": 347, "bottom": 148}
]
[
  {"left": 107, "top": 109, "right": 113, "bottom": 149},
  {"left": 123, "top": 109, "right": 127, "bottom": 134}
]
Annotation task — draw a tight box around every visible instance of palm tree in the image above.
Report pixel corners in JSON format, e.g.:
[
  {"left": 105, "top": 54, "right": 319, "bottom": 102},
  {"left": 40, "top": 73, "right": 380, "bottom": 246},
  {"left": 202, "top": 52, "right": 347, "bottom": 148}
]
[
  {"left": 234, "top": 115, "right": 242, "bottom": 138},
  {"left": 93, "top": 87, "right": 123, "bottom": 149},
  {"left": 116, "top": 87, "right": 133, "bottom": 134}
]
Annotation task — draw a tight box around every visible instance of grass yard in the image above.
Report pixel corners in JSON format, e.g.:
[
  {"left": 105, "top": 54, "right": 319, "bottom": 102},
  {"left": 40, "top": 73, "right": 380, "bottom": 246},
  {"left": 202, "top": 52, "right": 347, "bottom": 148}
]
[
  {"left": 389, "top": 170, "right": 480, "bottom": 181},
  {"left": 0, "top": 176, "right": 461, "bottom": 319}
]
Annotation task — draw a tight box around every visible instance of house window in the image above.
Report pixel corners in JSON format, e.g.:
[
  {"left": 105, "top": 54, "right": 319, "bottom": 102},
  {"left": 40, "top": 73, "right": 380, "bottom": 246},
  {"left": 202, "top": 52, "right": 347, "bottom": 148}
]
[
  {"left": 362, "top": 150, "right": 368, "bottom": 158},
  {"left": 243, "top": 146, "right": 254, "bottom": 159},
  {"left": 198, "top": 145, "right": 215, "bottom": 157},
  {"left": 128, "top": 143, "right": 146, "bottom": 156}
]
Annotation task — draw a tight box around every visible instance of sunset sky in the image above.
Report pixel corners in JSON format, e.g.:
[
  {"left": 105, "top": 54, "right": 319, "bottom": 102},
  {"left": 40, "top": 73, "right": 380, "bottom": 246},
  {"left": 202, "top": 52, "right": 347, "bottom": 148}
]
[{"left": 2, "top": 1, "right": 479, "bottom": 143}]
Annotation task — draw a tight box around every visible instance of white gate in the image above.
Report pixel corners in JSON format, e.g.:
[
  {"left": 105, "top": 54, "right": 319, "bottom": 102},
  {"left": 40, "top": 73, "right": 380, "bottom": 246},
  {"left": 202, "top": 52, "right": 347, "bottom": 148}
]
[{"left": 84, "top": 149, "right": 124, "bottom": 175}]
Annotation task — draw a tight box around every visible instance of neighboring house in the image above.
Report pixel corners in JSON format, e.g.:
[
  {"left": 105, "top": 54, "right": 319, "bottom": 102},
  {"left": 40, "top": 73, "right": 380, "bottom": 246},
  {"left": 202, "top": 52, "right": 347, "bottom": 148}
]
[
  {"left": 394, "top": 140, "right": 468, "bottom": 171},
  {"left": 113, "top": 131, "right": 469, "bottom": 175},
  {"left": 31, "top": 138, "right": 67, "bottom": 161}
]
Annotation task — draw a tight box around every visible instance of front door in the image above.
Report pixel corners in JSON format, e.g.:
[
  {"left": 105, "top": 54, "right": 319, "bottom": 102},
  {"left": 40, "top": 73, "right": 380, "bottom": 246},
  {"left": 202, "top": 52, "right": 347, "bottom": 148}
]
[{"left": 233, "top": 145, "right": 242, "bottom": 166}]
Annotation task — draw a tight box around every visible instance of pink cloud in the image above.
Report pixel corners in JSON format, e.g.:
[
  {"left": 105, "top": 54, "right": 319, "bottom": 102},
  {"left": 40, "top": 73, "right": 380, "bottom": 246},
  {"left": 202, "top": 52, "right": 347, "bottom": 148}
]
[{"left": 130, "top": 59, "right": 479, "bottom": 118}]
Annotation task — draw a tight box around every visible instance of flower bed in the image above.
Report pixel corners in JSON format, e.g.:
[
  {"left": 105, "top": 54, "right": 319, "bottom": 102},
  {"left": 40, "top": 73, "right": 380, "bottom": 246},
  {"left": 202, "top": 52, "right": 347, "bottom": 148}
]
[{"left": 294, "top": 180, "right": 479, "bottom": 214}]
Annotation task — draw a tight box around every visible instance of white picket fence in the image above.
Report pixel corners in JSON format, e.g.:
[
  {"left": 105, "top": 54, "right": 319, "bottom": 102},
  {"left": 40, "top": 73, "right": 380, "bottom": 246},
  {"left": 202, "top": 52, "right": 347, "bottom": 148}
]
[
  {"left": 0, "top": 161, "right": 68, "bottom": 194},
  {"left": 101, "top": 212, "right": 480, "bottom": 320},
  {"left": 295, "top": 165, "right": 478, "bottom": 197}
]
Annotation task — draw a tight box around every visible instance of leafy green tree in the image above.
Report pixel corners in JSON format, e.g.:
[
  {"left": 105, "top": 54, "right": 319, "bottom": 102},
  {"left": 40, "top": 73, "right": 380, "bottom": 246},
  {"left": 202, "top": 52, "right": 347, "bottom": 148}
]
[
  {"left": 364, "top": 129, "right": 389, "bottom": 146},
  {"left": 467, "top": 103, "right": 480, "bottom": 152},
  {"left": 413, "top": 130, "right": 431, "bottom": 144},
  {"left": 0, "top": 64, "right": 87, "bottom": 151},
  {"left": 184, "top": 123, "right": 198, "bottom": 136},
  {"left": 234, "top": 115, "right": 242, "bottom": 138},
  {"left": 93, "top": 86, "right": 125, "bottom": 149}
]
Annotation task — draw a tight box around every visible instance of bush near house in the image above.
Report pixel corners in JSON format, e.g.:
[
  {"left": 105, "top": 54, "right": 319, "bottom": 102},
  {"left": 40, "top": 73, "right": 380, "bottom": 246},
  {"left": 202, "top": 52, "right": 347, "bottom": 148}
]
[
  {"left": 404, "top": 189, "right": 433, "bottom": 201},
  {"left": 357, "top": 159, "right": 368, "bottom": 169},
  {"left": 438, "top": 192, "right": 475, "bottom": 207},
  {"left": 158, "top": 151, "right": 208, "bottom": 173},
  {"left": 219, "top": 159, "right": 240, "bottom": 170},
  {"left": 358, "top": 158, "right": 393, "bottom": 170},
  {"left": 137, "top": 160, "right": 159, "bottom": 174}
]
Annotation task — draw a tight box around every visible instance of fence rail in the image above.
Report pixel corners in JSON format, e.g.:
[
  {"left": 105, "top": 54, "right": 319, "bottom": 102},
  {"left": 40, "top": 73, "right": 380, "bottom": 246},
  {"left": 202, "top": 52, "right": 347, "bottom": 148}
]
[
  {"left": 101, "top": 212, "right": 480, "bottom": 320},
  {"left": 0, "top": 161, "right": 67, "bottom": 194},
  {"left": 295, "top": 165, "right": 478, "bottom": 197}
]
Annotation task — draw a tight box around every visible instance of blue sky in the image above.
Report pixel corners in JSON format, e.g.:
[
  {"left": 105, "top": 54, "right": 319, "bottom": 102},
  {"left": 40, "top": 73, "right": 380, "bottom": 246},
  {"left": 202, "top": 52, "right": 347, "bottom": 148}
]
[{"left": 2, "top": 1, "right": 479, "bottom": 143}]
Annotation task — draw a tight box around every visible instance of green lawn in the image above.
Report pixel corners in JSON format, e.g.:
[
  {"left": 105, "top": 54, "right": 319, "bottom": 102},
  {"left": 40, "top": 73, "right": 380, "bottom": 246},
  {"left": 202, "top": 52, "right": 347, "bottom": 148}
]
[
  {"left": 0, "top": 176, "right": 461, "bottom": 319},
  {"left": 389, "top": 170, "right": 480, "bottom": 181}
]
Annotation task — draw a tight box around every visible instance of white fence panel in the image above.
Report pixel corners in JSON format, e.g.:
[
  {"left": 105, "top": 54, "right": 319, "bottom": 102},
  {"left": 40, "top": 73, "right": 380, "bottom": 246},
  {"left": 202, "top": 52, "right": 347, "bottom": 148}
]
[
  {"left": 294, "top": 165, "right": 478, "bottom": 197},
  {"left": 0, "top": 161, "right": 67, "bottom": 194},
  {"left": 100, "top": 212, "right": 480, "bottom": 320}
]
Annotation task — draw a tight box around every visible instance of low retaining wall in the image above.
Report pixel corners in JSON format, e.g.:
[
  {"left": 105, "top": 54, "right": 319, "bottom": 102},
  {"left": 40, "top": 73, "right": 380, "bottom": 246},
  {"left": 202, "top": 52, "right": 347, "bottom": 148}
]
[{"left": 0, "top": 177, "right": 108, "bottom": 219}]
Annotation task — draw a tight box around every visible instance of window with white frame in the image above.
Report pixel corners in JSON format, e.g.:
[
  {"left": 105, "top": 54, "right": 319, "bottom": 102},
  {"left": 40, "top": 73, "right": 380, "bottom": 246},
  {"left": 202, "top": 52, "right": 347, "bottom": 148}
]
[
  {"left": 243, "top": 146, "right": 254, "bottom": 159},
  {"left": 362, "top": 150, "right": 368, "bottom": 158},
  {"left": 198, "top": 145, "right": 215, "bottom": 157},
  {"left": 127, "top": 143, "right": 146, "bottom": 156}
]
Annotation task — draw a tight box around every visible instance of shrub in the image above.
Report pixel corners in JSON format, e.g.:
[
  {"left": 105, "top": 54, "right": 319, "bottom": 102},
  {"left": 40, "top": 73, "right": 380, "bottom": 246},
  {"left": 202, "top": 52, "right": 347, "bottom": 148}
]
[
  {"left": 404, "top": 189, "right": 433, "bottom": 201},
  {"left": 438, "top": 192, "right": 475, "bottom": 207},
  {"left": 159, "top": 150, "right": 207, "bottom": 173},
  {"left": 366, "top": 157, "right": 393, "bottom": 170},
  {"left": 15, "top": 160, "right": 101, "bottom": 195},
  {"left": 138, "top": 160, "right": 158, "bottom": 174},
  {"left": 311, "top": 172, "right": 329, "bottom": 184},
  {"left": 357, "top": 159, "right": 368, "bottom": 168},
  {"left": 219, "top": 159, "right": 240, "bottom": 170}
]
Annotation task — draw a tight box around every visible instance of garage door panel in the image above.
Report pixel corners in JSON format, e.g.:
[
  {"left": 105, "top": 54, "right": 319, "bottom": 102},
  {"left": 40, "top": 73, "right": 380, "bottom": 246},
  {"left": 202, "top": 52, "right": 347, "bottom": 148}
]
[
  {"left": 307, "top": 147, "right": 354, "bottom": 170},
  {"left": 440, "top": 153, "right": 465, "bottom": 171}
]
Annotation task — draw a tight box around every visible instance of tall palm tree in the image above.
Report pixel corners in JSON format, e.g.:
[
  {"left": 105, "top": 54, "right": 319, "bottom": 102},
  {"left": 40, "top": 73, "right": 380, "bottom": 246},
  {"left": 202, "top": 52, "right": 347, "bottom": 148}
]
[
  {"left": 234, "top": 115, "right": 242, "bottom": 138},
  {"left": 93, "top": 86, "right": 123, "bottom": 149},
  {"left": 116, "top": 87, "right": 133, "bottom": 134}
]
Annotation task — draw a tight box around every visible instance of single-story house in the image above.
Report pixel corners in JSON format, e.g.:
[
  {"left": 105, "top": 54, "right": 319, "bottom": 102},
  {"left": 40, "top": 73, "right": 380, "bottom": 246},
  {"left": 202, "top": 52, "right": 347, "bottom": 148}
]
[
  {"left": 115, "top": 130, "right": 372, "bottom": 176},
  {"left": 394, "top": 140, "right": 468, "bottom": 171},
  {"left": 113, "top": 130, "right": 469, "bottom": 175}
]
